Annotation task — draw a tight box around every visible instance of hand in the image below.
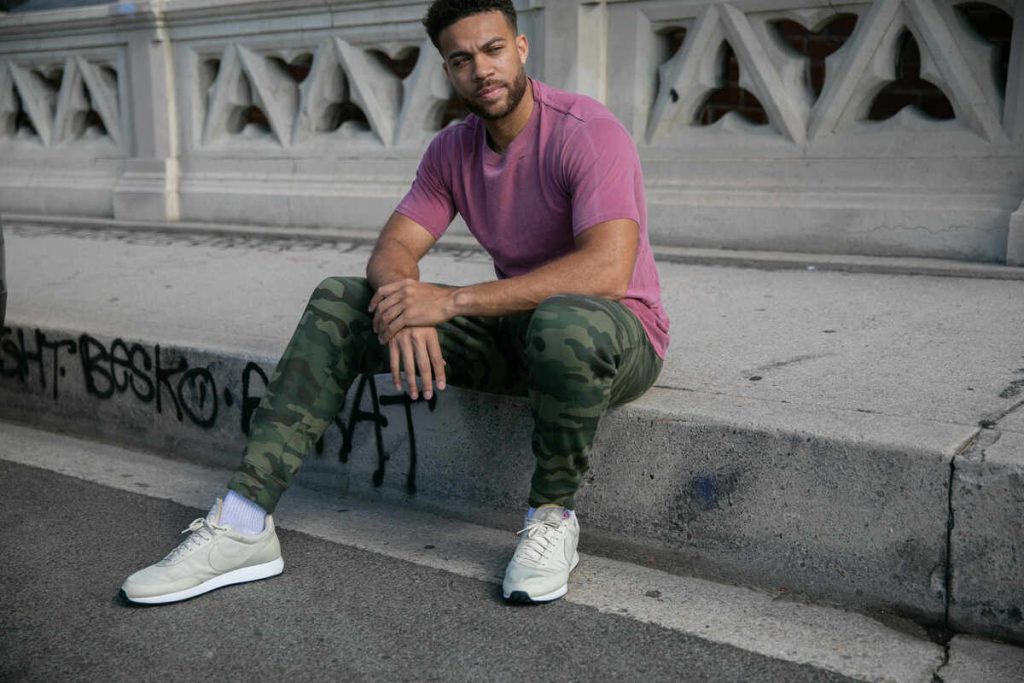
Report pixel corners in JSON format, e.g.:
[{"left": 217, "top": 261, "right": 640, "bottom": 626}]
[
  {"left": 369, "top": 279, "right": 455, "bottom": 344},
  {"left": 387, "top": 325, "right": 447, "bottom": 400}
]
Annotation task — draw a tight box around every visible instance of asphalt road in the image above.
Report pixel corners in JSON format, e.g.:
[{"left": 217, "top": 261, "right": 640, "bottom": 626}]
[{"left": 0, "top": 459, "right": 855, "bottom": 682}]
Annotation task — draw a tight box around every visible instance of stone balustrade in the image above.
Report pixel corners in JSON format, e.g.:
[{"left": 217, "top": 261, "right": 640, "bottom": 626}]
[{"left": 1, "top": 0, "right": 1022, "bottom": 263}]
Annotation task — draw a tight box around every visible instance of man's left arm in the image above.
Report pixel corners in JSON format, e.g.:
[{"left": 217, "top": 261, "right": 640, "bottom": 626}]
[{"left": 371, "top": 218, "right": 638, "bottom": 342}]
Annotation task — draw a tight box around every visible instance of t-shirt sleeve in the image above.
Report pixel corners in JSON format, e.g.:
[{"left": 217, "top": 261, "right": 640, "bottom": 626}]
[
  {"left": 562, "top": 117, "right": 642, "bottom": 237},
  {"left": 394, "top": 133, "right": 456, "bottom": 239}
]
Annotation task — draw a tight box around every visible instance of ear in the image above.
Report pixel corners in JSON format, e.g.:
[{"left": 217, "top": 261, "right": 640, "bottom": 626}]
[
  {"left": 516, "top": 34, "right": 528, "bottom": 65},
  {"left": 442, "top": 60, "right": 450, "bottom": 82}
]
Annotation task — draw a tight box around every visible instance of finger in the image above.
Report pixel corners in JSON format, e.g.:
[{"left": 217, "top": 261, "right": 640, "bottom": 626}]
[
  {"left": 414, "top": 336, "right": 433, "bottom": 400},
  {"left": 401, "top": 334, "right": 418, "bottom": 400},
  {"left": 373, "top": 296, "right": 403, "bottom": 338},
  {"left": 385, "top": 307, "right": 406, "bottom": 335},
  {"left": 371, "top": 296, "right": 392, "bottom": 335},
  {"left": 427, "top": 335, "right": 446, "bottom": 391},
  {"left": 389, "top": 340, "right": 402, "bottom": 392},
  {"left": 381, "top": 312, "right": 408, "bottom": 345},
  {"left": 373, "top": 304, "right": 398, "bottom": 339},
  {"left": 381, "top": 303, "right": 404, "bottom": 329},
  {"left": 369, "top": 280, "right": 405, "bottom": 313},
  {"left": 379, "top": 279, "right": 408, "bottom": 299}
]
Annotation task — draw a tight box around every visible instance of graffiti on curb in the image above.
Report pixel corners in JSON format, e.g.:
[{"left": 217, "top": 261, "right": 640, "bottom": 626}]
[
  {"left": 0, "top": 328, "right": 78, "bottom": 401},
  {"left": 1, "top": 328, "right": 222, "bottom": 429},
  {"left": 1, "top": 326, "right": 434, "bottom": 492},
  {"left": 79, "top": 333, "right": 220, "bottom": 428}
]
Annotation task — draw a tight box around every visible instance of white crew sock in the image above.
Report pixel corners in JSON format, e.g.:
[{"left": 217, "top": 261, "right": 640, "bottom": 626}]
[
  {"left": 526, "top": 505, "right": 573, "bottom": 521},
  {"left": 217, "top": 490, "right": 267, "bottom": 535}
]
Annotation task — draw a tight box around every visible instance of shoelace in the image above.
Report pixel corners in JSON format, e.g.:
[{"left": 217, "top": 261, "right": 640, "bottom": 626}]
[
  {"left": 162, "top": 517, "right": 227, "bottom": 563},
  {"left": 514, "top": 517, "right": 563, "bottom": 563}
]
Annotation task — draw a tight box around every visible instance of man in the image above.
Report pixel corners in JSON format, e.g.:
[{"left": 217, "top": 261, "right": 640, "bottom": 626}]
[{"left": 122, "top": 0, "right": 669, "bottom": 605}]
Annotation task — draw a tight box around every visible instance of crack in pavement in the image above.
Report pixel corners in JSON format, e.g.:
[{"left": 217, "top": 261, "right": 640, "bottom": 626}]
[
  {"left": 978, "top": 397, "right": 1024, "bottom": 429},
  {"left": 931, "top": 643, "right": 952, "bottom": 682},
  {"left": 747, "top": 353, "right": 835, "bottom": 376}
]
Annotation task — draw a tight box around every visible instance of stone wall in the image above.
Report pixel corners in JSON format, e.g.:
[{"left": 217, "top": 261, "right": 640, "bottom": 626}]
[{"left": 1, "top": 0, "right": 1022, "bottom": 263}]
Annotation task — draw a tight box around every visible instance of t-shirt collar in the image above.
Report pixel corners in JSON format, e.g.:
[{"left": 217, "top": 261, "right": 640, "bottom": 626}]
[{"left": 481, "top": 78, "right": 540, "bottom": 162}]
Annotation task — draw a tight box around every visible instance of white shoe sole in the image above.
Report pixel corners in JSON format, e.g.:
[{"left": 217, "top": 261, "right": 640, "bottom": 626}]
[
  {"left": 125, "top": 557, "right": 284, "bottom": 605},
  {"left": 505, "top": 583, "right": 569, "bottom": 602}
]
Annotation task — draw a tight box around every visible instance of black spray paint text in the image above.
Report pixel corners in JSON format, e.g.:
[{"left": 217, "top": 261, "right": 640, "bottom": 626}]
[{"left": 1, "top": 327, "right": 433, "bottom": 492}]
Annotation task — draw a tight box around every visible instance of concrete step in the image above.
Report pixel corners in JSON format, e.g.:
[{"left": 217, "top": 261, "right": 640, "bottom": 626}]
[
  {"left": 2, "top": 218, "right": 1024, "bottom": 643},
  {"left": 9, "top": 419, "right": 1024, "bottom": 683}
]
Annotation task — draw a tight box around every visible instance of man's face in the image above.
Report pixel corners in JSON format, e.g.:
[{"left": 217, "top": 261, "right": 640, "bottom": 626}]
[{"left": 438, "top": 11, "right": 529, "bottom": 121}]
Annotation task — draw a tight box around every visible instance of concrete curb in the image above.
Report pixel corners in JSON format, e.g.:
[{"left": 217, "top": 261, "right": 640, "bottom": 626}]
[
  {"left": 0, "top": 321, "right": 982, "bottom": 634},
  {"left": 950, "top": 430, "right": 1024, "bottom": 641}
]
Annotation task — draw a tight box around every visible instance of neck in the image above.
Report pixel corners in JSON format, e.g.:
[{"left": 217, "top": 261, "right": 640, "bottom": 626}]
[{"left": 484, "top": 80, "right": 534, "bottom": 154}]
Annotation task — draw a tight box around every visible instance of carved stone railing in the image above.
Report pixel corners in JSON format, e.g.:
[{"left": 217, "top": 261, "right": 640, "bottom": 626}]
[
  {"left": 606, "top": 0, "right": 1024, "bottom": 263},
  {"left": 0, "top": 0, "right": 1022, "bottom": 263}
]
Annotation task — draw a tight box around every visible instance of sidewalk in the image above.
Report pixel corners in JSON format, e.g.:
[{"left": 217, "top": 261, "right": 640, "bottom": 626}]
[{"left": 2, "top": 218, "right": 1023, "bottom": 640}]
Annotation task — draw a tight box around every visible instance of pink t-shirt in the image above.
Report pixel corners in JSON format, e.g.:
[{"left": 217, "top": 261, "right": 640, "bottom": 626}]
[{"left": 395, "top": 79, "right": 670, "bottom": 358}]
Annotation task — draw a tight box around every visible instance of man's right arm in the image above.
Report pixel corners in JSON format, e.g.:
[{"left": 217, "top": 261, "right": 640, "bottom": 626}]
[{"left": 366, "top": 211, "right": 438, "bottom": 290}]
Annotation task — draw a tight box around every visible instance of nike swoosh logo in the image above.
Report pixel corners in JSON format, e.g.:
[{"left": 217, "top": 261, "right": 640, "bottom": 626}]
[{"left": 209, "top": 539, "right": 258, "bottom": 572}]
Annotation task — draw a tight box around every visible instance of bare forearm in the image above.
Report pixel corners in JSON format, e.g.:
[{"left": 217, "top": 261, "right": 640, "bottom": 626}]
[
  {"left": 366, "top": 212, "right": 439, "bottom": 291},
  {"left": 451, "top": 247, "right": 629, "bottom": 318},
  {"left": 366, "top": 242, "right": 421, "bottom": 291}
]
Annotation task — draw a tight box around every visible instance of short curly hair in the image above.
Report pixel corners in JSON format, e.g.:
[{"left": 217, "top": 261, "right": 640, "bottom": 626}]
[{"left": 422, "top": 0, "right": 518, "bottom": 51}]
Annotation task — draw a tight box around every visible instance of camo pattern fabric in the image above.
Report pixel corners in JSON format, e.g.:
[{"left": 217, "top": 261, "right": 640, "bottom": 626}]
[{"left": 228, "top": 276, "right": 662, "bottom": 512}]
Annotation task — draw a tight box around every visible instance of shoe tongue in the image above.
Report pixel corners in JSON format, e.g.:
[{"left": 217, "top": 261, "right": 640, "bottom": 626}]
[
  {"left": 532, "top": 506, "right": 569, "bottom": 523},
  {"left": 207, "top": 498, "right": 224, "bottom": 525}
]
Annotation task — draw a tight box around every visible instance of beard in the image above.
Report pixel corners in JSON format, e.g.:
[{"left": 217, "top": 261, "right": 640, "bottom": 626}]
[{"left": 460, "top": 66, "right": 529, "bottom": 121}]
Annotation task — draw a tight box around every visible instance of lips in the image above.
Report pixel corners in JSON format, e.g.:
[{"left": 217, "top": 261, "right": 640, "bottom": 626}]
[{"left": 476, "top": 84, "right": 505, "bottom": 102}]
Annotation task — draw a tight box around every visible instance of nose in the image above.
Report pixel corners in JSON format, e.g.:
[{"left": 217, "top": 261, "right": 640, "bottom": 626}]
[{"left": 472, "top": 54, "right": 495, "bottom": 82}]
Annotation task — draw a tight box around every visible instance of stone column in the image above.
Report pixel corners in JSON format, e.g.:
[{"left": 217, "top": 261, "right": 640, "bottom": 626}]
[
  {"left": 1004, "top": 3, "right": 1024, "bottom": 266},
  {"left": 112, "top": 0, "right": 179, "bottom": 222},
  {"left": 532, "top": 0, "right": 607, "bottom": 101},
  {"left": 1008, "top": 199, "right": 1024, "bottom": 267}
]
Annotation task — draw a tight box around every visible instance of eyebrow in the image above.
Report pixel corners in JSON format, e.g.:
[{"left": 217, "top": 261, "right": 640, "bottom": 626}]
[{"left": 446, "top": 37, "right": 505, "bottom": 62}]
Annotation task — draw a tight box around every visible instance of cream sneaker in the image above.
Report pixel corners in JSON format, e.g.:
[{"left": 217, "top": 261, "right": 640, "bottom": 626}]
[
  {"left": 121, "top": 500, "right": 283, "bottom": 604},
  {"left": 502, "top": 505, "right": 580, "bottom": 603}
]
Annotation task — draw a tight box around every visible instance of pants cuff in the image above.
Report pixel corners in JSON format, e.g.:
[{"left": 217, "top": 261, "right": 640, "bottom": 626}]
[
  {"left": 528, "top": 490, "right": 576, "bottom": 511},
  {"left": 227, "top": 461, "right": 288, "bottom": 514}
]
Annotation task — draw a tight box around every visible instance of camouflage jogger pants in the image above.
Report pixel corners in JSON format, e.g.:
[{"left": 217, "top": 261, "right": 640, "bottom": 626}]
[{"left": 227, "top": 276, "right": 662, "bottom": 513}]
